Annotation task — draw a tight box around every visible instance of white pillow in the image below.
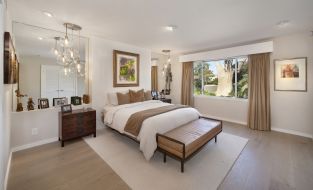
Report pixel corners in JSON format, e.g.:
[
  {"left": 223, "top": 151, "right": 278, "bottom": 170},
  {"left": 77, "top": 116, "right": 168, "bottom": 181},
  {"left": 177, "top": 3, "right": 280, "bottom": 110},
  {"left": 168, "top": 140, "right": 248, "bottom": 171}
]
[{"left": 108, "top": 92, "right": 118, "bottom": 106}]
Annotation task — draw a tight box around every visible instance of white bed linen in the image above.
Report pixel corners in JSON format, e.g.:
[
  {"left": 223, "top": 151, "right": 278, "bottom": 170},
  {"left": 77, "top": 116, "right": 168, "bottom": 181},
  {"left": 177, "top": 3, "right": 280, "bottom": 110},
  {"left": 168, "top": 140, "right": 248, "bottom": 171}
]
[{"left": 103, "top": 100, "right": 200, "bottom": 160}]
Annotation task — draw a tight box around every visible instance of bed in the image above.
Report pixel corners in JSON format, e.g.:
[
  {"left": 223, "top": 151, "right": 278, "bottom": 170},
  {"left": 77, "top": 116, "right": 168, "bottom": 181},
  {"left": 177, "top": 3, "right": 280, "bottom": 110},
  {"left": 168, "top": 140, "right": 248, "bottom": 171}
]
[{"left": 103, "top": 100, "right": 200, "bottom": 160}]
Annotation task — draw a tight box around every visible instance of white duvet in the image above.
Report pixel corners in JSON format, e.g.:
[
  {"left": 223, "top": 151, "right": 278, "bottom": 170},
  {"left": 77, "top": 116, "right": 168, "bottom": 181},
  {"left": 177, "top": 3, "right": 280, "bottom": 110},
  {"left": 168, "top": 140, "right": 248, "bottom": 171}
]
[{"left": 103, "top": 100, "right": 200, "bottom": 160}]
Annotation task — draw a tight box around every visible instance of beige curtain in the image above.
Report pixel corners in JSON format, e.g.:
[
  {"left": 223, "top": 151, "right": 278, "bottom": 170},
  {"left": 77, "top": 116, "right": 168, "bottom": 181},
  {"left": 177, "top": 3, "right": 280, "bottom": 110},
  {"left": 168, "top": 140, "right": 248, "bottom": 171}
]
[
  {"left": 248, "top": 53, "right": 271, "bottom": 131},
  {"left": 151, "top": 66, "right": 158, "bottom": 91},
  {"left": 181, "top": 62, "right": 194, "bottom": 106}
]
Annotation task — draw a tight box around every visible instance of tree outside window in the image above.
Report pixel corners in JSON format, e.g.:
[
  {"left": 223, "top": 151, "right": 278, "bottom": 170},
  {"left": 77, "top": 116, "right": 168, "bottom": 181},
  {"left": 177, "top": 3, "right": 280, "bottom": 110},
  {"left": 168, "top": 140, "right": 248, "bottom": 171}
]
[{"left": 193, "top": 57, "right": 248, "bottom": 99}]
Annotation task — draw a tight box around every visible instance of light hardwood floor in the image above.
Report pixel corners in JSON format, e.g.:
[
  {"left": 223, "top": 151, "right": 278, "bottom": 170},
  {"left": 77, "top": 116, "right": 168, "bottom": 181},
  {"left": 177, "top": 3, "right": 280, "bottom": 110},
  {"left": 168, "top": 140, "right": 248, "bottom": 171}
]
[
  {"left": 7, "top": 123, "right": 313, "bottom": 190},
  {"left": 7, "top": 139, "right": 130, "bottom": 190},
  {"left": 220, "top": 122, "right": 313, "bottom": 190}
]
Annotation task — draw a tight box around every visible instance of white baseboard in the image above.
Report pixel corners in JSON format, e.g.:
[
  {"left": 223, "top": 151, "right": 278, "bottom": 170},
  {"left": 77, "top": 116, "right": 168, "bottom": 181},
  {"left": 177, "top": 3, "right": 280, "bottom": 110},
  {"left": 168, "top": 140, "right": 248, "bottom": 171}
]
[
  {"left": 4, "top": 151, "right": 12, "bottom": 190},
  {"left": 201, "top": 114, "right": 312, "bottom": 139},
  {"left": 201, "top": 114, "right": 247, "bottom": 126},
  {"left": 272, "top": 128, "right": 313, "bottom": 139},
  {"left": 11, "top": 137, "right": 59, "bottom": 153}
]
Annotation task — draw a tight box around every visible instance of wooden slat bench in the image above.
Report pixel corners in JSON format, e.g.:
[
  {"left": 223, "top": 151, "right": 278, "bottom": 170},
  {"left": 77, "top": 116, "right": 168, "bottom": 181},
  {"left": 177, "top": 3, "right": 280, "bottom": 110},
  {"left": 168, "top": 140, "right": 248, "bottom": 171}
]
[{"left": 156, "top": 117, "right": 222, "bottom": 172}]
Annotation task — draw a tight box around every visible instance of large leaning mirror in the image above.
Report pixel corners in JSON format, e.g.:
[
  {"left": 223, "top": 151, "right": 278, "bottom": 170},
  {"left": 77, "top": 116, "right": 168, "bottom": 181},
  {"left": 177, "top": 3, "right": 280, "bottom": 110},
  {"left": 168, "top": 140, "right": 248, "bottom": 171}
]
[{"left": 12, "top": 22, "right": 89, "bottom": 109}]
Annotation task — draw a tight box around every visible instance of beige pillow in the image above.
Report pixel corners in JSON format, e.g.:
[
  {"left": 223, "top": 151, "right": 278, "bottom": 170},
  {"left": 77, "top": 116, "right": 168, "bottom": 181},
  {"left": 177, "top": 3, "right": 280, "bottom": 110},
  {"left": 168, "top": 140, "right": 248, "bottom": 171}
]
[
  {"left": 117, "top": 92, "right": 130, "bottom": 105},
  {"left": 129, "top": 89, "right": 145, "bottom": 103},
  {"left": 108, "top": 92, "right": 118, "bottom": 105},
  {"left": 144, "top": 90, "right": 152, "bottom": 101}
]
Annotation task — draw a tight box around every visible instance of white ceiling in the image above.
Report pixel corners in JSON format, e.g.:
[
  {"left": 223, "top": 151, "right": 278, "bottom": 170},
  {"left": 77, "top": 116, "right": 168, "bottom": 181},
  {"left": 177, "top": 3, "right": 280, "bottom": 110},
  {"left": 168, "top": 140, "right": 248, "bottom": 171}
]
[{"left": 7, "top": 0, "right": 313, "bottom": 54}]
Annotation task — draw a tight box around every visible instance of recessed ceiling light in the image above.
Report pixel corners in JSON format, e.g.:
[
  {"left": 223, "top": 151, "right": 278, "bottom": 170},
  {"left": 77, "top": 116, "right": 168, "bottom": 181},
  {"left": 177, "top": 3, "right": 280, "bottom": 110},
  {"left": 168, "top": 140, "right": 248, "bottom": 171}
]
[
  {"left": 165, "top": 25, "right": 177, "bottom": 31},
  {"left": 276, "top": 20, "right": 290, "bottom": 28},
  {"left": 43, "top": 11, "right": 53, "bottom": 18},
  {"left": 38, "top": 37, "right": 43, "bottom": 40}
]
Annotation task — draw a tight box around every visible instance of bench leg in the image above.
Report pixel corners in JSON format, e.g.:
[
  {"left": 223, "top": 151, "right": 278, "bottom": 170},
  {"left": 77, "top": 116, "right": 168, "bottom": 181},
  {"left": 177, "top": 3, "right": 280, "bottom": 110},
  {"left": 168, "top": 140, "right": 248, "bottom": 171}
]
[
  {"left": 163, "top": 153, "right": 166, "bottom": 163},
  {"left": 181, "top": 160, "right": 184, "bottom": 173},
  {"left": 215, "top": 136, "right": 217, "bottom": 143}
]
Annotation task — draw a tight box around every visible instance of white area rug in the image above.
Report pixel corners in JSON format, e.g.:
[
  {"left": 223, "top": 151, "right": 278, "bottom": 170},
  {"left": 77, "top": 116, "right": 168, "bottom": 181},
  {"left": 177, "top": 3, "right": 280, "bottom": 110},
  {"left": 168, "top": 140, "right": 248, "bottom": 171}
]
[{"left": 84, "top": 128, "right": 248, "bottom": 190}]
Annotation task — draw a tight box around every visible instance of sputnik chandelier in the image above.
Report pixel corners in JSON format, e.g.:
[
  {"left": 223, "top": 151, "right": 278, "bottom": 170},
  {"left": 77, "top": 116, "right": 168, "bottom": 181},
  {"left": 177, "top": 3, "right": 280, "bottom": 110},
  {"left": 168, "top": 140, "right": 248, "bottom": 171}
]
[{"left": 53, "top": 23, "right": 84, "bottom": 76}]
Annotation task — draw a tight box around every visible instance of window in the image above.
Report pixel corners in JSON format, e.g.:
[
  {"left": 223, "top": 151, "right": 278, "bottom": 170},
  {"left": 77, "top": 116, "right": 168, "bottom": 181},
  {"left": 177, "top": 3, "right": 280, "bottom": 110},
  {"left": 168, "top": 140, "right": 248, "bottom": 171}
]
[{"left": 193, "top": 57, "right": 248, "bottom": 99}]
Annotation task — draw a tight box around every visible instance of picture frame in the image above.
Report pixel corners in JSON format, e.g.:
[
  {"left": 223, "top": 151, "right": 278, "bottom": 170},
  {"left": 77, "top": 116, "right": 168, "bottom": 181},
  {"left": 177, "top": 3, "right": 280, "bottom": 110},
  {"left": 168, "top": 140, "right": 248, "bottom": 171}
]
[
  {"left": 71, "top": 96, "right": 82, "bottom": 105},
  {"left": 4, "top": 32, "right": 18, "bottom": 84},
  {"left": 38, "top": 98, "right": 49, "bottom": 109},
  {"left": 53, "top": 97, "right": 68, "bottom": 107},
  {"left": 61, "top": 104, "right": 72, "bottom": 113},
  {"left": 113, "top": 50, "right": 139, "bottom": 87},
  {"left": 274, "top": 57, "right": 307, "bottom": 92}
]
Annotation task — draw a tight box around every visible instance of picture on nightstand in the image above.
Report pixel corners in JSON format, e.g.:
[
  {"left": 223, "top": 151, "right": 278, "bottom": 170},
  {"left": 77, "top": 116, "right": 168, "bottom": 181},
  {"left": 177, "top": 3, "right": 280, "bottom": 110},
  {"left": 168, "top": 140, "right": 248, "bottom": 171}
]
[
  {"left": 53, "top": 97, "right": 68, "bottom": 107},
  {"left": 61, "top": 104, "right": 72, "bottom": 113}
]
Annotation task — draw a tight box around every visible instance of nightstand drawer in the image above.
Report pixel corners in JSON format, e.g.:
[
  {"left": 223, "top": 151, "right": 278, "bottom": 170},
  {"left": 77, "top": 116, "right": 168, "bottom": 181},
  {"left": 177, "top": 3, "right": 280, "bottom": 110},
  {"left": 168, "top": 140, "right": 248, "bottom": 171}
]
[{"left": 59, "top": 108, "right": 96, "bottom": 147}]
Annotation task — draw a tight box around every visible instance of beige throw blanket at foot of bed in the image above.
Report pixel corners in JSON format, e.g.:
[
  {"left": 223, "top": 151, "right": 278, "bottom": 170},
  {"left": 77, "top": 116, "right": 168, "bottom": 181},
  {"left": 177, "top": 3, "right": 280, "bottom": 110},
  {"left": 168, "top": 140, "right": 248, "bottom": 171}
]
[{"left": 124, "top": 104, "right": 187, "bottom": 136}]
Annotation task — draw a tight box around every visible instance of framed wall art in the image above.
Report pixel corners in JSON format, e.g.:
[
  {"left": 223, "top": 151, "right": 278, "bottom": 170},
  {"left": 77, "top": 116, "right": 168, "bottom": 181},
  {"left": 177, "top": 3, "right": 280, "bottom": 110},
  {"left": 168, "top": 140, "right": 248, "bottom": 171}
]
[
  {"left": 274, "top": 57, "right": 307, "bottom": 91},
  {"left": 113, "top": 50, "right": 139, "bottom": 87},
  {"left": 4, "top": 32, "right": 18, "bottom": 84}
]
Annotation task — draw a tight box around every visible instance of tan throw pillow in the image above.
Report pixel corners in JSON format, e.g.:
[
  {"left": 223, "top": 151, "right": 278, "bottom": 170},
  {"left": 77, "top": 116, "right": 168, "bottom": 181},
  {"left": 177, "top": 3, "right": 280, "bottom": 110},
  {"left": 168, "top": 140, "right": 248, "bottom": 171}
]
[
  {"left": 116, "top": 92, "right": 130, "bottom": 105},
  {"left": 144, "top": 90, "right": 152, "bottom": 101},
  {"left": 129, "top": 89, "right": 145, "bottom": 103}
]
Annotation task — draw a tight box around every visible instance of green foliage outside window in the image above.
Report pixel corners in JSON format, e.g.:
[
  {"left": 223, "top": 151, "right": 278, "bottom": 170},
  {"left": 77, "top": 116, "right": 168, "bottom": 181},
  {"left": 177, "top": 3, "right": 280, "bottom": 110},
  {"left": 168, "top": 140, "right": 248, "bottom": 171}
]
[{"left": 193, "top": 57, "right": 248, "bottom": 99}]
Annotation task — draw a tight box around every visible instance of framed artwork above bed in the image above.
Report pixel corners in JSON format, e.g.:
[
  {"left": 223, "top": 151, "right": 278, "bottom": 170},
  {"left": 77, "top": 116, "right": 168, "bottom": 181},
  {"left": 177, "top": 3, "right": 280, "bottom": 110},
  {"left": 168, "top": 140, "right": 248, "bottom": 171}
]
[{"left": 113, "top": 50, "right": 140, "bottom": 87}]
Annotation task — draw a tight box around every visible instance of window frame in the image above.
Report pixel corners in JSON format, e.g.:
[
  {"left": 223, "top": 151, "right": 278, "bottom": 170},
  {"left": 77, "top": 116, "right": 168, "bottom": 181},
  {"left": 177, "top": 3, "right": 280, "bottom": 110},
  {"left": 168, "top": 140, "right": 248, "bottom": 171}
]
[{"left": 193, "top": 56, "right": 248, "bottom": 99}]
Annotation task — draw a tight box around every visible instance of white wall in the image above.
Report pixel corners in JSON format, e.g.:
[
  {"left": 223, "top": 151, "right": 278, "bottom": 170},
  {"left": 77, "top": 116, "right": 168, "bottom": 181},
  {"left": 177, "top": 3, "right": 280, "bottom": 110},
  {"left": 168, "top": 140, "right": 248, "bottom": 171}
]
[
  {"left": 1, "top": 3, "right": 13, "bottom": 190},
  {"left": 270, "top": 32, "right": 313, "bottom": 137},
  {"left": 195, "top": 96, "right": 248, "bottom": 124},
  {"left": 0, "top": 2, "right": 5, "bottom": 189},
  {"left": 168, "top": 32, "right": 313, "bottom": 137},
  {"left": 89, "top": 37, "right": 151, "bottom": 127},
  {"left": 10, "top": 104, "right": 89, "bottom": 150}
]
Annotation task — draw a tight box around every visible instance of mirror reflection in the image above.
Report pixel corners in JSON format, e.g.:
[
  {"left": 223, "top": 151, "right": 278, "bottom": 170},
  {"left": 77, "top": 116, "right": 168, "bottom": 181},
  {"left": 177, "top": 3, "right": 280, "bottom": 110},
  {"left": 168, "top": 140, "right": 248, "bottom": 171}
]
[{"left": 13, "top": 22, "right": 89, "bottom": 109}]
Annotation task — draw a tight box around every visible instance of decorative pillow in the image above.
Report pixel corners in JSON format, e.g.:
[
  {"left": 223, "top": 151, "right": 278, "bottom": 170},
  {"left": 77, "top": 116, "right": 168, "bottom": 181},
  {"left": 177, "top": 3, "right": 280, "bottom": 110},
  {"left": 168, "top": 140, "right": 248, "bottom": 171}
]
[
  {"left": 117, "top": 92, "right": 130, "bottom": 105},
  {"left": 129, "top": 89, "right": 145, "bottom": 103},
  {"left": 144, "top": 90, "right": 152, "bottom": 101},
  {"left": 108, "top": 92, "right": 118, "bottom": 106}
]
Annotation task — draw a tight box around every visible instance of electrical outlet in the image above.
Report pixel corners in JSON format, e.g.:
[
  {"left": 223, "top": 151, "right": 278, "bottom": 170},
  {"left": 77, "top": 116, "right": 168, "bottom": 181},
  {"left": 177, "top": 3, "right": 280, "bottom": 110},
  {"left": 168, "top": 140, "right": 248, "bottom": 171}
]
[{"left": 31, "top": 128, "right": 38, "bottom": 135}]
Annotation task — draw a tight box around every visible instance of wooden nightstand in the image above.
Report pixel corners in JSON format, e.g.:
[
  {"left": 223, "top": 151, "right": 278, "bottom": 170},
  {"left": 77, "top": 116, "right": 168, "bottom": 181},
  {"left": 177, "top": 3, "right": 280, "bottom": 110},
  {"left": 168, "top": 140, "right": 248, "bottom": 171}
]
[
  {"left": 159, "top": 98, "right": 172, "bottom": 104},
  {"left": 59, "top": 108, "right": 96, "bottom": 147}
]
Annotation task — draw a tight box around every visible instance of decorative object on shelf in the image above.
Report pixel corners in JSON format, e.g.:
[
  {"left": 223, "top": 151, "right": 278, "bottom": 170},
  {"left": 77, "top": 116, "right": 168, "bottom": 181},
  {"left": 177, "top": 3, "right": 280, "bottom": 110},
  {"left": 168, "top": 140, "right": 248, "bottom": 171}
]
[
  {"left": 53, "top": 23, "right": 84, "bottom": 77},
  {"left": 15, "top": 89, "right": 27, "bottom": 112},
  {"left": 38, "top": 98, "right": 49, "bottom": 109},
  {"left": 162, "top": 50, "right": 172, "bottom": 95},
  {"left": 113, "top": 50, "right": 139, "bottom": 87},
  {"left": 53, "top": 97, "right": 68, "bottom": 107},
  {"left": 4, "top": 32, "right": 18, "bottom": 84},
  {"left": 71, "top": 96, "right": 82, "bottom": 105},
  {"left": 83, "top": 94, "right": 90, "bottom": 104},
  {"left": 274, "top": 57, "right": 307, "bottom": 91},
  {"left": 27, "top": 97, "right": 35, "bottom": 111},
  {"left": 61, "top": 104, "right": 72, "bottom": 113}
]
